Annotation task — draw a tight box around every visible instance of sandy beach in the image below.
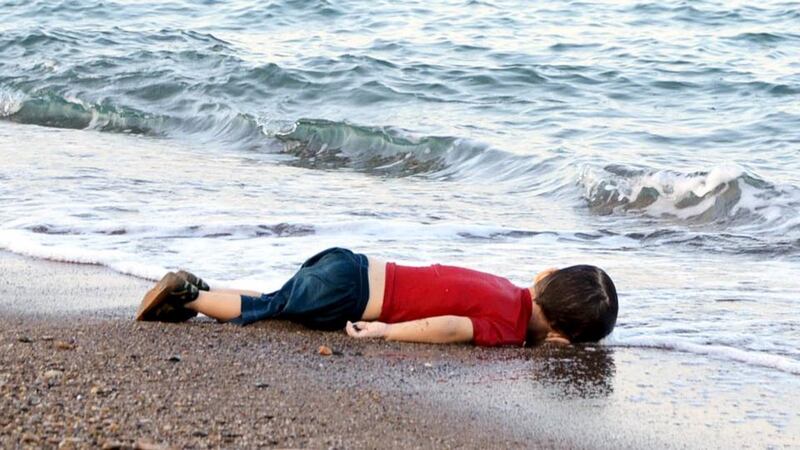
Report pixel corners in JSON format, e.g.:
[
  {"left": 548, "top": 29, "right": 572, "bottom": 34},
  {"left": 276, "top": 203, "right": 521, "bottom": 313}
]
[{"left": 1, "top": 251, "right": 798, "bottom": 449}]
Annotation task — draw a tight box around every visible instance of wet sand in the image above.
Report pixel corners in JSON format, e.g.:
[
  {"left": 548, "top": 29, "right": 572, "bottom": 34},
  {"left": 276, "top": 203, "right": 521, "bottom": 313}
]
[{"left": 1, "top": 251, "right": 798, "bottom": 449}]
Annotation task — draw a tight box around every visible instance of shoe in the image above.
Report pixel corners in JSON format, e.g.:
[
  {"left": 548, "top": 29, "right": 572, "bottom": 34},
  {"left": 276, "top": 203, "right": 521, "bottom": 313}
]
[
  {"left": 135, "top": 272, "right": 199, "bottom": 321},
  {"left": 176, "top": 270, "right": 210, "bottom": 291},
  {"left": 151, "top": 302, "right": 198, "bottom": 323}
]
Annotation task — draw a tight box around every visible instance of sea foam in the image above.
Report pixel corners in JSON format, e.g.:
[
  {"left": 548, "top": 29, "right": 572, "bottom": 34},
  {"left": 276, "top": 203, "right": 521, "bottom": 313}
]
[{"left": 605, "top": 333, "right": 800, "bottom": 375}]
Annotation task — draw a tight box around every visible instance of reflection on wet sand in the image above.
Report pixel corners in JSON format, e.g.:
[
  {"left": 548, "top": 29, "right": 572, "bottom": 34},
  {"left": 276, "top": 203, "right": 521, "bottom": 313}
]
[{"left": 529, "top": 345, "right": 616, "bottom": 398}]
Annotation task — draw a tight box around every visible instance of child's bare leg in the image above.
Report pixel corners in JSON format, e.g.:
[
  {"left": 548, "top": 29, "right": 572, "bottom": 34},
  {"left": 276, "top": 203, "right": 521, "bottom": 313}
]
[
  {"left": 184, "top": 291, "right": 245, "bottom": 321},
  {"left": 210, "top": 288, "right": 262, "bottom": 297}
]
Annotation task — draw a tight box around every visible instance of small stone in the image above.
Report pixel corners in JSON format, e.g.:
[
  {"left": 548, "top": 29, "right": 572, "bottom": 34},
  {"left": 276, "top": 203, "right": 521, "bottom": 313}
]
[
  {"left": 167, "top": 355, "right": 181, "bottom": 362},
  {"left": 55, "top": 341, "right": 75, "bottom": 350},
  {"left": 134, "top": 440, "right": 168, "bottom": 450},
  {"left": 41, "top": 335, "right": 55, "bottom": 341},
  {"left": 255, "top": 382, "right": 270, "bottom": 389},
  {"left": 17, "top": 336, "right": 32, "bottom": 343},
  {"left": 58, "top": 437, "right": 83, "bottom": 449},
  {"left": 101, "top": 441, "right": 127, "bottom": 450},
  {"left": 44, "top": 369, "right": 63, "bottom": 380},
  {"left": 318, "top": 345, "right": 333, "bottom": 356},
  {"left": 90, "top": 385, "right": 112, "bottom": 396}
]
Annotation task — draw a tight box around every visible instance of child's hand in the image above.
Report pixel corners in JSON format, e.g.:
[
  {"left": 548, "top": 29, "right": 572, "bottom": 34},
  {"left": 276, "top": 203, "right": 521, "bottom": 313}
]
[{"left": 345, "top": 320, "right": 388, "bottom": 339}]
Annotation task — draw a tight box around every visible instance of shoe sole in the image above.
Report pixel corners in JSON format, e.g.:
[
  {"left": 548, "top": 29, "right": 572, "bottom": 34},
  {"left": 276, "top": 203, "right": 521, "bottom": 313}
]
[{"left": 135, "top": 273, "right": 180, "bottom": 321}]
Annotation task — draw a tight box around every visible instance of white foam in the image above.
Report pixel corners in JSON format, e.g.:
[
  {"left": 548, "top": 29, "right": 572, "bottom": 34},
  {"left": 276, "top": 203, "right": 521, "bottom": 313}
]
[
  {"left": 13, "top": 219, "right": 513, "bottom": 241},
  {"left": 605, "top": 333, "right": 800, "bottom": 375},
  {"left": 313, "top": 219, "right": 506, "bottom": 239},
  {"left": 0, "top": 86, "right": 25, "bottom": 117},
  {"left": 580, "top": 163, "right": 800, "bottom": 226},
  {"left": 0, "top": 229, "right": 166, "bottom": 281}
]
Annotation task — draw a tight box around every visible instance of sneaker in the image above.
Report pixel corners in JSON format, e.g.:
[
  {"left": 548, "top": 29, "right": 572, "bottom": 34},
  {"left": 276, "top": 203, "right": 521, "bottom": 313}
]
[
  {"left": 151, "top": 301, "right": 198, "bottom": 323},
  {"left": 135, "top": 272, "right": 199, "bottom": 321},
  {"left": 170, "top": 276, "right": 200, "bottom": 305},
  {"left": 176, "top": 270, "right": 210, "bottom": 291}
]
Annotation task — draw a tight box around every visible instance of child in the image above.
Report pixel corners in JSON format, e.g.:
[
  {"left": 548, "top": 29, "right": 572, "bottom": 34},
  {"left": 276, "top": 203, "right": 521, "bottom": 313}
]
[{"left": 136, "top": 247, "right": 618, "bottom": 346}]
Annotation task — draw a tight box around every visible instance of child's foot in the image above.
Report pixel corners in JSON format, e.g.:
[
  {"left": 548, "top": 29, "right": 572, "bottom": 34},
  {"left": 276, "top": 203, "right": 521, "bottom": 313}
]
[
  {"left": 135, "top": 272, "right": 200, "bottom": 321},
  {"left": 176, "top": 270, "right": 210, "bottom": 291}
]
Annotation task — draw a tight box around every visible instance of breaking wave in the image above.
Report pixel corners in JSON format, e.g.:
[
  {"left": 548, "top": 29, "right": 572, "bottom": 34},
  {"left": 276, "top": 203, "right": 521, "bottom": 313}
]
[
  {"left": 0, "top": 88, "right": 532, "bottom": 178},
  {"left": 580, "top": 164, "right": 800, "bottom": 229},
  {"left": 275, "top": 119, "right": 460, "bottom": 174},
  {"left": 0, "top": 87, "right": 268, "bottom": 146}
]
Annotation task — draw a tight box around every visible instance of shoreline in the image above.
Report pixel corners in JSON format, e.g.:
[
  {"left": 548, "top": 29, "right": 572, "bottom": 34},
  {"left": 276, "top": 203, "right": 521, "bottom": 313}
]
[{"left": 1, "top": 251, "right": 798, "bottom": 448}]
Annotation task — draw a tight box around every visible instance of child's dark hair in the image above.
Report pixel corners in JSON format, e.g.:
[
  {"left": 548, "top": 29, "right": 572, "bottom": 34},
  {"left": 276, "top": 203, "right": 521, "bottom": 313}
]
[{"left": 534, "top": 265, "right": 618, "bottom": 343}]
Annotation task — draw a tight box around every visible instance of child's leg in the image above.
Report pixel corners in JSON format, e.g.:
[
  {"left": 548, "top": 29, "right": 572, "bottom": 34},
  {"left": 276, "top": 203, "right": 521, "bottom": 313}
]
[
  {"left": 184, "top": 291, "right": 245, "bottom": 322},
  {"left": 211, "top": 287, "right": 262, "bottom": 297}
]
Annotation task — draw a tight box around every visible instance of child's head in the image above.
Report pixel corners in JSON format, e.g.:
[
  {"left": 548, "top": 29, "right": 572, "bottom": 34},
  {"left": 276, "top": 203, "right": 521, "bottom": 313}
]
[{"left": 533, "top": 265, "right": 618, "bottom": 343}]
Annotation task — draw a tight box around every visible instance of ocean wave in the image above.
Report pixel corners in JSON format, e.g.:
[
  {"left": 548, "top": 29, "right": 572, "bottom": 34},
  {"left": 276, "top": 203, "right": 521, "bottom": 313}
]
[
  {"left": 0, "top": 86, "right": 25, "bottom": 116},
  {"left": 2, "top": 90, "right": 167, "bottom": 135},
  {"left": 580, "top": 164, "right": 800, "bottom": 228},
  {"left": 3, "top": 85, "right": 800, "bottom": 243},
  {"left": 0, "top": 87, "right": 272, "bottom": 147},
  {"left": 0, "top": 86, "right": 530, "bottom": 178},
  {"left": 274, "top": 119, "right": 572, "bottom": 184},
  {"left": 275, "top": 119, "right": 461, "bottom": 174}
]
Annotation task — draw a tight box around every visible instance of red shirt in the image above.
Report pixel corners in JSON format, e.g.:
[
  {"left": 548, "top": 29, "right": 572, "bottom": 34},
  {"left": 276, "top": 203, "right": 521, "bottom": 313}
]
[{"left": 379, "top": 262, "right": 533, "bottom": 347}]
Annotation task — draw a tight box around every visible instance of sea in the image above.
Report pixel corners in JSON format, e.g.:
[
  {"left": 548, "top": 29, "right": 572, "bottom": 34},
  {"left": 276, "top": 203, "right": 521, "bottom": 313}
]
[{"left": 1, "top": 0, "right": 799, "bottom": 383}]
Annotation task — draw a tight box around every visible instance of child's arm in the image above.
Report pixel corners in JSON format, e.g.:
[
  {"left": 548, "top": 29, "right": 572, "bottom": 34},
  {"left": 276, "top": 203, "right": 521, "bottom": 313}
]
[{"left": 345, "top": 316, "right": 473, "bottom": 344}]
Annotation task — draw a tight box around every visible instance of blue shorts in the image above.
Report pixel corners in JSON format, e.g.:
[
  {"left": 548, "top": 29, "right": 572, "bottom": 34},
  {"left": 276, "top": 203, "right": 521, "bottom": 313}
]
[{"left": 232, "top": 247, "right": 370, "bottom": 330}]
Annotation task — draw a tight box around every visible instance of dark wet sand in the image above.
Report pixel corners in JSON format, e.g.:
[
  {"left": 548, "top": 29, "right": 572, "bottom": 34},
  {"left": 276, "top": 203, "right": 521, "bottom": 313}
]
[{"left": 1, "top": 251, "right": 798, "bottom": 449}]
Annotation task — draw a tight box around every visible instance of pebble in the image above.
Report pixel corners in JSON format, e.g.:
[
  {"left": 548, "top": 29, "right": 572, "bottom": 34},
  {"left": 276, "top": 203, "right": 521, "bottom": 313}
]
[
  {"left": 44, "top": 369, "right": 64, "bottom": 380},
  {"left": 134, "top": 440, "right": 169, "bottom": 450},
  {"left": 56, "top": 341, "right": 75, "bottom": 350},
  {"left": 168, "top": 355, "right": 181, "bottom": 362},
  {"left": 90, "top": 385, "right": 112, "bottom": 397},
  {"left": 58, "top": 437, "right": 83, "bottom": 449},
  {"left": 318, "top": 345, "right": 333, "bottom": 356},
  {"left": 17, "top": 336, "right": 32, "bottom": 343}
]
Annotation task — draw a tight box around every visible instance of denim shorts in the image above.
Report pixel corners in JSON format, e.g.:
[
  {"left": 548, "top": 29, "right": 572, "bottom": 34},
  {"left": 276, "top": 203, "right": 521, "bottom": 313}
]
[{"left": 233, "top": 247, "right": 370, "bottom": 330}]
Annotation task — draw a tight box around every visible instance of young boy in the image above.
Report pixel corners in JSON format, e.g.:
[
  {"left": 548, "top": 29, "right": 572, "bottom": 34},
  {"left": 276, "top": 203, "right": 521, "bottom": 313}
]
[{"left": 136, "top": 247, "right": 618, "bottom": 346}]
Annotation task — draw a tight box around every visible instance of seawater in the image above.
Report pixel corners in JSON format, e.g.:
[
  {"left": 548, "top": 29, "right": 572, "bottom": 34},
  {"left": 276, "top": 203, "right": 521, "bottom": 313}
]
[{"left": 1, "top": 1, "right": 799, "bottom": 376}]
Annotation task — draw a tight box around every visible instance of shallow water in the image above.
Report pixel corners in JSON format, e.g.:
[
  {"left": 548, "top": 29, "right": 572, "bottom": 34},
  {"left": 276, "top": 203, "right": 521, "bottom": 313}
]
[{"left": 1, "top": 1, "right": 799, "bottom": 375}]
